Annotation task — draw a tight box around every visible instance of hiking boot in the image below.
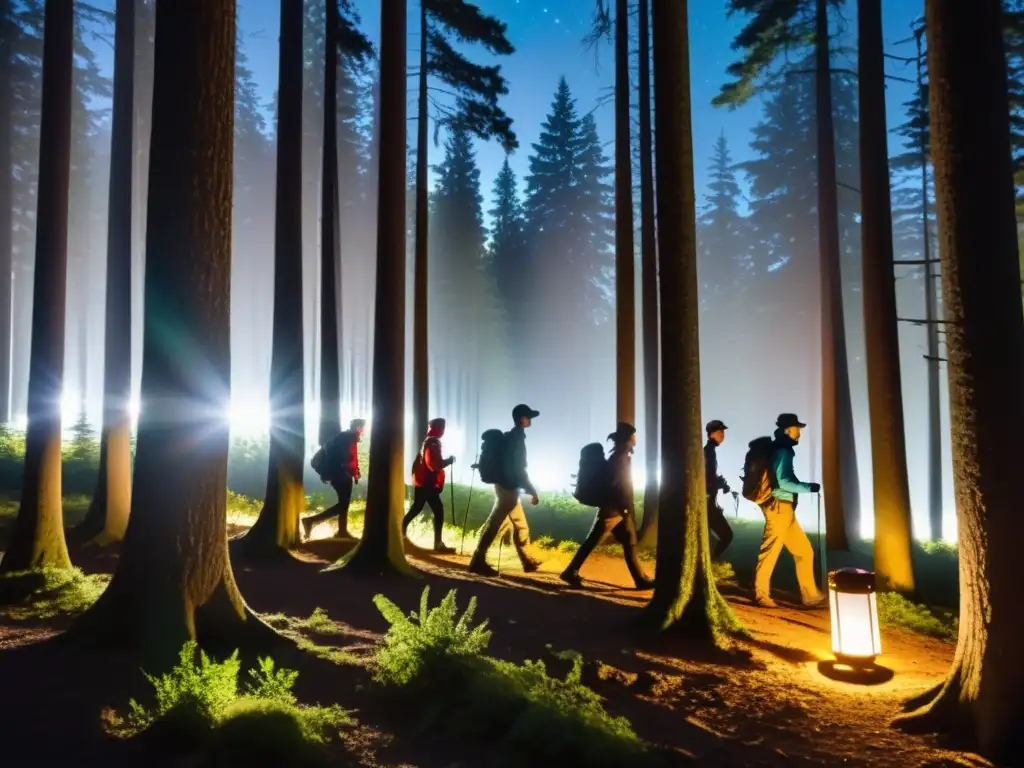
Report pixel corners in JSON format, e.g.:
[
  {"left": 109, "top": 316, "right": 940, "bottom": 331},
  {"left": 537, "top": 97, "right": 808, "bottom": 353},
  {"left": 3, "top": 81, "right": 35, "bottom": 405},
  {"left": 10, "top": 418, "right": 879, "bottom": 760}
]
[
  {"left": 802, "top": 594, "right": 829, "bottom": 609},
  {"left": 633, "top": 578, "right": 655, "bottom": 591},
  {"left": 560, "top": 570, "right": 585, "bottom": 588},
  {"left": 469, "top": 562, "right": 500, "bottom": 578},
  {"left": 754, "top": 594, "right": 778, "bottom": 609},
  {"left": 521, "top": 558, "right": 543, "bottom": 573},
  {"left": 433, "top": 543, "right": 456, "bottom": 554},
  {"left": 301, "top": 518, "right": 314, "bottom": 540}
]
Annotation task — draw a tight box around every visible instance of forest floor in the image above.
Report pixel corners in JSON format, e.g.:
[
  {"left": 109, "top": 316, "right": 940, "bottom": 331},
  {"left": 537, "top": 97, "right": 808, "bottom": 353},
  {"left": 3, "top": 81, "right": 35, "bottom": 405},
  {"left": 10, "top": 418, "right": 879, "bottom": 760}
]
[{"left": 0, "top": 514, "right": 987, "bottom": 768}]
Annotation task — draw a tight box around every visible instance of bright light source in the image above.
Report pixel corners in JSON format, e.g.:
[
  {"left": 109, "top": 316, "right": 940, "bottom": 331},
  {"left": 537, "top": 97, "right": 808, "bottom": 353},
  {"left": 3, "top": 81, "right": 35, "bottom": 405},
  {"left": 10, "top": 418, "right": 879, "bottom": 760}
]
[
  {"left": 226, "top": 398, "right": 271, "bottom": 438},
  {"left": 128, "top": 396, "right": 140, "bottom": 426},
  {"left": 61, "top": 390, "right": 81, "bottom": 426},
  {"left": 828, "top": 567, "right": 882, "bottom": 663}
]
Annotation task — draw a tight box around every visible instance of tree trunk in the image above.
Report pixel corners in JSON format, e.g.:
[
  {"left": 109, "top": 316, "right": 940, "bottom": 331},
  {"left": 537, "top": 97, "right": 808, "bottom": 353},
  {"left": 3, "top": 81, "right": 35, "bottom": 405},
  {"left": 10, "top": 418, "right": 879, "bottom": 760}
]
[
  {"left": 642, "top": 0, "right": 742, "bottom": 641},
  {"left": 636, "top": 0, "right": 659, "bottom": 548},
  {"left": 235, "top": 0, "right": 306, "bottom": 559},
  {"left": 80, "top": 0, "right": 135, "bottom": 544},
  {"left": 815, "top": 0, "right": 858, "bottom": 550},
  {"left": 331, "top": 0, "right": 412, "bottom": 576},
  {"left": 857, "top": 0, "right": 914, "bottom": 592},
  {"left": 412, "top": 2, "right": 429, "bottom": 441},
  {"left": 893, "top": 2, "right": 1024, "bottom": 761},
  {"left": 0, "top": 0, "right": 74, "bottom": 573},
  {"left": 318, "top": 0, "right": 342, "bottom": 448},
  {"left": 0, "top": 0, "right": 12, "bottom": 425},
  {"left": 69, "top": 0, "right": 280, "bottom": 661},
  {"left": 615, "top": 0, "right": 635, "bottom": 426}
]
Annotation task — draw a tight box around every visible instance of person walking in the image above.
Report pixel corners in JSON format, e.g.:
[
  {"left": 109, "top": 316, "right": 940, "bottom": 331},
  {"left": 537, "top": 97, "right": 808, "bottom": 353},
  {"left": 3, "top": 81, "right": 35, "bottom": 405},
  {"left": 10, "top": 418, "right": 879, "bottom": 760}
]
[
  {"left": 403, "top": 417, "right": 456, "bottom": 553},
  {"left": 704, "top": 419, "right": 734, "bottom": 560},
  {"left": 754, "top": 413, "right": 827, "bottom": 608},
  {"left": 468, "top": 404, "right": 543, "bottom": 577},
  {"left": 302, "top": 418, "right": 365, "bottom": 539},
  {"left": 560, "top": 423, "right": 654, "bottom": 590}
]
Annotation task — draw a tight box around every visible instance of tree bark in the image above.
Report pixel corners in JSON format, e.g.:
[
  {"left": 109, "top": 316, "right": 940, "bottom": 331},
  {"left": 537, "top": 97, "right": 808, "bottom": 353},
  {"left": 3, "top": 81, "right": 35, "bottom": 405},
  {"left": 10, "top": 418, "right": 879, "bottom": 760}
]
[
  {"left": 69, "top": 0, "right": 277, "bottom": 660},
  {"left": 642, "top": 0, "right": 742, "bottom": 641},
  {"left": 80, "top": 0, "right": 136, "bottom": 544},
  {"left": 636, "top": 0, "right": 659, "bottom": 548},
  {"left": 0, "top": 0, "right": 74, "bottom": 573},
  {"left": 857, "top": 0, "right": 915, "bottom": 593},
  {"left": 0, "top": 0, "right": 12, "bottom": 425},
  {"left": 815, "top": 0, "right": 858, "bottom": 550},
  {"left": 331, "top": 0, "right": 412, "bottom": 576},
  {"left": 614, "top": 0, "right": 635, "bottom": 426},
  {"left": 235, "top": 0, "right": 306, "bottom": 559},
  {"left": 318, "top": 0, "right": 342, "bottom": 448},
  {"left": 892, "top": 2, "right": 1024, "bottom": 761},
  {"left": 412, "top": 1, "right": 429, "bottom": 442}
]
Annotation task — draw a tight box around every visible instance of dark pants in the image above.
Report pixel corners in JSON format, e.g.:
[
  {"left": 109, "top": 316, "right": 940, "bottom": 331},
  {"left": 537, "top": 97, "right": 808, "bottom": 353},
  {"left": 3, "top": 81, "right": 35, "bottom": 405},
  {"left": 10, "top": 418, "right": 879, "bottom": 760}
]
[
  {"left": 304, "top": 475, "right": 354, "bottom": 535},
  {"left": 403, "top": 486, "right": 446, "bottom": 546},
  {"left": 564, "top": 512, "right": 649, "bottom": 587},
  {"left": 707, "top": 498, "right": 734, "bottom": 559}
]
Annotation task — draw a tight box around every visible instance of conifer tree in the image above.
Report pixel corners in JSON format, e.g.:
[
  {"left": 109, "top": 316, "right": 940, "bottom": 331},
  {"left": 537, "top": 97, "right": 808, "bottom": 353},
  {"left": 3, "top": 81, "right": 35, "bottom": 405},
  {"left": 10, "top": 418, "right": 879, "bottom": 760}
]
[
  {"left": 488, "top": 157, "right": 526, "bottom": 303},
  {"left": 697, "top": 133, "right": 749, "bottom": 306}
]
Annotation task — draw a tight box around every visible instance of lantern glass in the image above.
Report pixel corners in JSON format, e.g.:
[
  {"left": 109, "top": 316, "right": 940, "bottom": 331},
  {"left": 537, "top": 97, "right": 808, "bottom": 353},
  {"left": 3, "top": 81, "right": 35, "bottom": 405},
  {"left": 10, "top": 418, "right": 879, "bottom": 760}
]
[{"left": 828, "top": 568, "right": 883, "bottom": 661}]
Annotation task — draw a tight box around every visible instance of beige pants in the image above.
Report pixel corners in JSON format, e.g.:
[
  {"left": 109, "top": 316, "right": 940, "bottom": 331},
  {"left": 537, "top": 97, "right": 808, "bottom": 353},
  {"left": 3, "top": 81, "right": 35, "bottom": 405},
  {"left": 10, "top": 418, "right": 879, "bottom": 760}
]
[
  {"left": 469, "top": 484, "right": 534, "bottom": 568},
  {"left": 754, "top": 498, "right": 822, "bottom": 603}
]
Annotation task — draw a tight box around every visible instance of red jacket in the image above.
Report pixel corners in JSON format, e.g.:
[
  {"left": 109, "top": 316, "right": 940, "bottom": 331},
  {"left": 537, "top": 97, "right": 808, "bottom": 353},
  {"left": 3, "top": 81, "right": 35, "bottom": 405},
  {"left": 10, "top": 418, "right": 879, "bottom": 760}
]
[
  {"left": 346, "top": 433, "right": 360, "bottom": 480},
  {"left": 413, "top": 426, "right": 446, "bottom": 491}
]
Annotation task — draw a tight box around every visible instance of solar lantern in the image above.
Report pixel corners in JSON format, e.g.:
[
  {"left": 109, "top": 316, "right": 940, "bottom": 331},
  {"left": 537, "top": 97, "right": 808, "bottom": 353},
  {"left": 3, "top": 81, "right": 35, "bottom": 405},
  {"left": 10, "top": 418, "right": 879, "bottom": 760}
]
[{"left": 827, "top": 567, "right": 882, "bottom": 664}]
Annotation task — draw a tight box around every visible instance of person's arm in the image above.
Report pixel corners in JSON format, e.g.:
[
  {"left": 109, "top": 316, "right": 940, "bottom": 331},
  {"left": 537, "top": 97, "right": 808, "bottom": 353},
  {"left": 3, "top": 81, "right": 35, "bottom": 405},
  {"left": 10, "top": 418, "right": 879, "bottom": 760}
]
[
  {"left": 772, "top": 448, "right": 813, "bottom": 494},
  {"left": 509, "top": 437, "right": 537, "bottom": 497},
  {"left": 423, "top": 439, "right": 444, "bottom": 473}
]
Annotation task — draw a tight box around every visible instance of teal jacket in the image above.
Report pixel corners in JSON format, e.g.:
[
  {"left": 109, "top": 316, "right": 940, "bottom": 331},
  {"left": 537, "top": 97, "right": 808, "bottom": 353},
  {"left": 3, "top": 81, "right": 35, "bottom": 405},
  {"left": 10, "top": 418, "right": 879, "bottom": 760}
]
[{"left": 771, "top": 433, "right": 814, "bottom": 504}]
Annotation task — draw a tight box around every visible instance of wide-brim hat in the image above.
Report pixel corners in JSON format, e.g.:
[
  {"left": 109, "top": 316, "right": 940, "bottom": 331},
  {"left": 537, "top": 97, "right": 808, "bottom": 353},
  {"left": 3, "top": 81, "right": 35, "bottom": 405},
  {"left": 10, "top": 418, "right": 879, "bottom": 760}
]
[{"left": 775, "top": 413, "right": 806, "bottom": 430}]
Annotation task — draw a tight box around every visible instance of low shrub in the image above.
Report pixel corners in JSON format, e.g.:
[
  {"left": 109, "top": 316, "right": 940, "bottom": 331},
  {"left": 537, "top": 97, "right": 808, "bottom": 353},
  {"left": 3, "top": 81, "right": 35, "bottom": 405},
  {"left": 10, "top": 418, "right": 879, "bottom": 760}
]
[
  {"left": 372, "top": 587, "right": 654, "bottom": 767},
  {"left": 875, "top": 592, "right": 958, "bottom": 641},
  {"left": 0, "top": 566, "right": 109, "bottom": 619}
]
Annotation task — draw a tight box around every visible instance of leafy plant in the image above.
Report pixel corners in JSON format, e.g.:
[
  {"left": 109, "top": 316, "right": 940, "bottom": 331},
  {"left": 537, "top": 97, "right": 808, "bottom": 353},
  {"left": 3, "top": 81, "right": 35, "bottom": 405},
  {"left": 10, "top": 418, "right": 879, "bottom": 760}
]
[
  {"left": 876, "top": 592, "right": 958, "bottom": 641},
  {"left": 0, "top": 567, "right": 109, "bottom": 619}
]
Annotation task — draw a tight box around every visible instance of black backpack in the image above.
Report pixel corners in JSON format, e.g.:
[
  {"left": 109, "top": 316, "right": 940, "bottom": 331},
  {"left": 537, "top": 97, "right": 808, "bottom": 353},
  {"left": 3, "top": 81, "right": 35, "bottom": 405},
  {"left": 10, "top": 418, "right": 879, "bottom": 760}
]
[
  {"left": 741, "top": 436, "right": 776, "bottom": 506},
  {"left": 475, "top": 429, "right": 506, "bottom": 484},
  {"left": 573, "top": 443, "right": 611, "bottom": 507},
  {"left": 311, "top": 431, "right": 353, "bottom": 480}
]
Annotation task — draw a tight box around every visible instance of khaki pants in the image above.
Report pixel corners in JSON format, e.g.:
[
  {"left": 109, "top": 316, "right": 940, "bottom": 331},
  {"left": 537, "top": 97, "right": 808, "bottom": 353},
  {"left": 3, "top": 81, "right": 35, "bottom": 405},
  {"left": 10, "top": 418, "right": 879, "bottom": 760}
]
[
  {"left": 754, "top": 498, "right": 821, "bottom": 603},
  {"left": 470, "top": 484, "right": 535, "bottom": 568}
]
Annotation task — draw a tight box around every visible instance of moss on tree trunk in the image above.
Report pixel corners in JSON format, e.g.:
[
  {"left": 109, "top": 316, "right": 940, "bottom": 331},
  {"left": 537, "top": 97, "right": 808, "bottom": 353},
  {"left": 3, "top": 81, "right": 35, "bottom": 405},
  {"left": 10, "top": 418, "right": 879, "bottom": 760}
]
[
  {"left": 331, "top": 0, "right": 413, "bottom": 577},
  {"left": 642, "top": 0, "right": 743, "bottom": 643},
  {"left": 68, "top": 0, "right": 278, "bottom": 661},
  {"left": 234, "top": 0, "right": 306, "bottom": 560},
  {"left": 857, "top": 0, "right": 915, "bottom": 593},
  {"left": 892, "top": 1, "right": 1024, "bottom": 761},
  {"left": 0, "top": 0, "right": 74, "bottom": 574}
]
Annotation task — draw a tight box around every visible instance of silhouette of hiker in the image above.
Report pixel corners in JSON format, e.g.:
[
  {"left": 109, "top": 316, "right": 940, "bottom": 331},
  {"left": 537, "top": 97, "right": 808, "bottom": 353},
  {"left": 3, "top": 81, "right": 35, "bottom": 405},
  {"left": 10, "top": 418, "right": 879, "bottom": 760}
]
[
  {"left": 468, "top": 404, "right": 543, "bottom": 577},
  {"left": 560, "top": 422, "right": 654, "bottom": 590},
  {"left": 705, "top": 419, "right": 734, "bottom": 560},
  {"left": 403, "top": 417, "right": 456, "bottom": 553},
  {"left": 303, "top": 418, "right": 365, "bottom": 539}
]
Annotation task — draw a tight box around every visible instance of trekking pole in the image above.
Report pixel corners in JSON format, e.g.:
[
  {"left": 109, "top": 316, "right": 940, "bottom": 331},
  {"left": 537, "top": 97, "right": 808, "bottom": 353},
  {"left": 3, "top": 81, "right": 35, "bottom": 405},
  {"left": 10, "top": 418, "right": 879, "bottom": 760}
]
[
  {"left": 459, "top": 455, "right": 478, "bottom": 556},
  {"left": 817, "top": 490, "right": 826, "bottom": 591},
  {"left": 449, "top": 457, "right": 456, "bottom": 526},
  {"left": 731, "top": 491, "right": 739, "bottom": 519}
]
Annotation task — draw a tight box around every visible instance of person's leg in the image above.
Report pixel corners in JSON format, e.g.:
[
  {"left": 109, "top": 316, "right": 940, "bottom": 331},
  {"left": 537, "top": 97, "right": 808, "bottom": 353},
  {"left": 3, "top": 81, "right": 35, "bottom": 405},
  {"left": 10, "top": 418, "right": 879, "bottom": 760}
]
[
  {"left": 302, "top": 476, "right": 349, "bottom": 537},
  {"left": 707, "top": 502, "right": 734, "bottom": 560},
  {"left": 506, "top": 499, "right": 540, "bottom": 570},
  {"left": 782, "top": 515, "right": 824, "bottom": 604},
  {"left": 403, "top": 486, "right": 428, "bottom": 536},
  {"left": 426, "top": 492, "right": 452, "bottom": 551},
  {"left": 333, "top": 476, "right": 354, "bottom": 536},
  {"left": 612, "top": 514, "right": 653, "bottom": 588},
  {"left": 560, "top": 514, "right": 609, "bottom": 584},
  {"left": 469, "top": 486, "right": 515, "bottom": 572},
  {"left": 753, "top": 499, "right": 793, "bottom": 605}
]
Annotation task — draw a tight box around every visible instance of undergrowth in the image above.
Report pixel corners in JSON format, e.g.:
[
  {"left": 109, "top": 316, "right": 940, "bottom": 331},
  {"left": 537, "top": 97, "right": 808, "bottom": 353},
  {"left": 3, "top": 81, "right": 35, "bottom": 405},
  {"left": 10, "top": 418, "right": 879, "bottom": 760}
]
[
  {"left": 372, "top": 587, "right": 655, "bottom": 767},
  {"left": 876, "top": 592, "right": 958, "bottom": 640},
  {"left": 110, "top": 640, "right": 350, "bottom": 763},
  {"left": 261, "top": 608, "right": 359, "bottom": 666},
  {"left": 0, "top": 567, "right": 109, "bottom": 619}
]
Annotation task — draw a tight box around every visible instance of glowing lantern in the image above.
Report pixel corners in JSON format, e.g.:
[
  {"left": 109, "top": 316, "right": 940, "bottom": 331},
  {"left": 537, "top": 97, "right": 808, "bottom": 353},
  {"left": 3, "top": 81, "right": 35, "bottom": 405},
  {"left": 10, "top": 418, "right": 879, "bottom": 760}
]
[{"left": 828, "top": 567, "right": 882, "bottom": 663}]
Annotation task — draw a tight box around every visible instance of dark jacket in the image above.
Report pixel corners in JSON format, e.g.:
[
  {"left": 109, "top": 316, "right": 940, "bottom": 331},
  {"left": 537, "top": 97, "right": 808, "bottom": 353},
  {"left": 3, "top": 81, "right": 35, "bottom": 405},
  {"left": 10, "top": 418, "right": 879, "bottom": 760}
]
[
  {"left": 704, "top": 439, "right": 730, "bottom": 499},
  {"left": 325, "top": 429, "right": 360, "bottom": 483},
  {"left": 501, "top": 426, "right": 537, "bottom": 496},
  {"left": 605, "top": 447, "right": 635, "bottom": 516}
]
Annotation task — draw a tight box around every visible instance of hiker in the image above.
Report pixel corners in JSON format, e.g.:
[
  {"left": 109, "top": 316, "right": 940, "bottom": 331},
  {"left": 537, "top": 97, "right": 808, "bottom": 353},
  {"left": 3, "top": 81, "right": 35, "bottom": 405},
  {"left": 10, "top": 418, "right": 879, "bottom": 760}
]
[
  {"left": 402, "top": 417, "right": 456, "bottom": 553},
  {"left": 560, "top": 423, "right": 654, "bottom": 590},
  {"left": 302, "top": 418, "right": 365, "bottom": 539},
  {"left": 704, "top": 419, "right": 734, "bottom": 560},
  {"left": 468, "top": 404, "right": 543, "bottom": 577},
  {"left": 748, "top": 413, "right": 826, "bottom": 609}
]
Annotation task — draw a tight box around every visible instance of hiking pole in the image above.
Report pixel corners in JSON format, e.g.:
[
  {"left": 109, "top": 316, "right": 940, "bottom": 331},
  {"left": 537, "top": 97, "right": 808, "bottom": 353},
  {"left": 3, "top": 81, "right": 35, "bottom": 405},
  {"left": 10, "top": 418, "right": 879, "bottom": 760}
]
[
  {"left": 731, "top": 491, "right": 739, "bottom": 519},
  {"left": 449, "top": 456, "right": 456, "bottom": 526},
  {"left": 459, "top": 454, "right": 478, "bottom": 556},
  {"left": 817, "top": 489, "right": 826, "bottom": 591}
]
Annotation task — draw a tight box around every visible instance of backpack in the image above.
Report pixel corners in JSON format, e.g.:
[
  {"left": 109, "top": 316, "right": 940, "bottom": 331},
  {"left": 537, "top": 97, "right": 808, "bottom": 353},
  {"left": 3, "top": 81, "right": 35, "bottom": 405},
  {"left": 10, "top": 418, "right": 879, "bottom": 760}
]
[
  {"left": 311, "top": 431, "right": 353, "bottom": 480},
  {"left": 411, "top": 436, "right": 440, "bottom": 481},
  {"left": 572, "top": 443, "right": 611, "bottom": 507},
  {"left": 475, "top": 429, "right": 506, "bottom": 484},
  {"left": 741, "top": 436, "right": 776, "bottom": 506}
]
